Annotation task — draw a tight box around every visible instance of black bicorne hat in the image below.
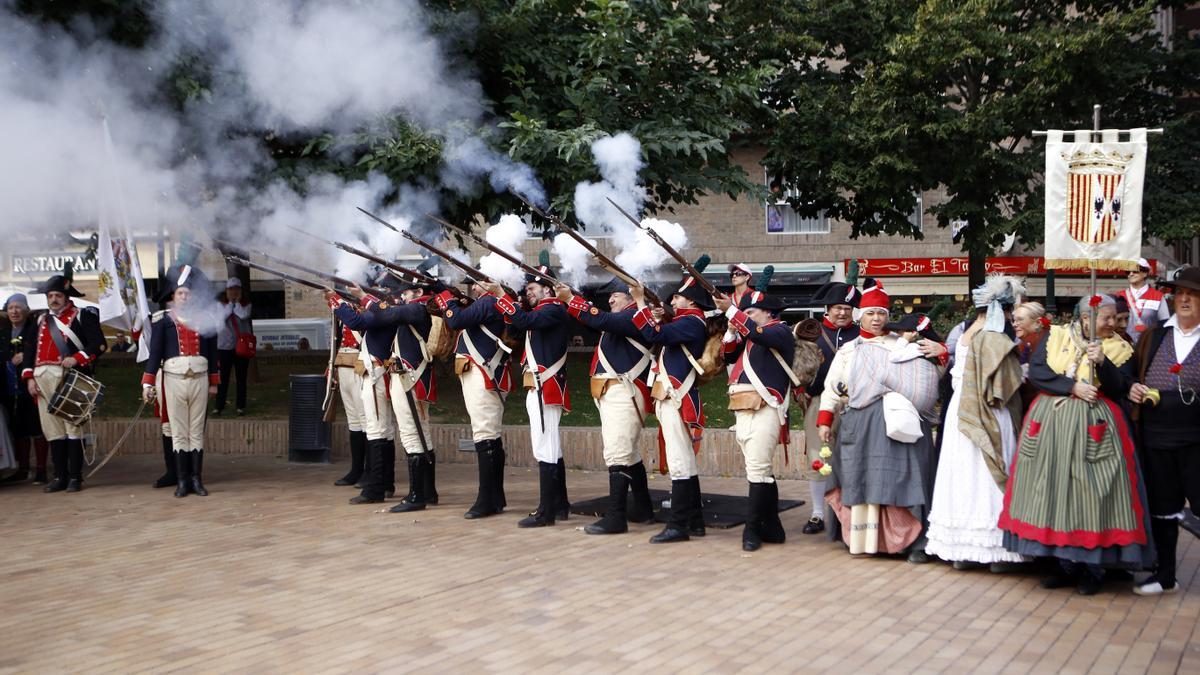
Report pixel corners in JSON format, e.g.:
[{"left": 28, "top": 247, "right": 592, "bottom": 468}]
[{"left": 884, "top": 313, "right": 941, "bottom": 343}]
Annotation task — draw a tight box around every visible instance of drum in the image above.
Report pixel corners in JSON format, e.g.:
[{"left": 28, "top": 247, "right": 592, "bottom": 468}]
[{"left": 47, "top": 370, "right": 105, "bottom": 425}]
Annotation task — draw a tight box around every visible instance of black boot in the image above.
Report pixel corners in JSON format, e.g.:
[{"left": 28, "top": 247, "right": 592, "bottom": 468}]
[
  {"left": 350, "top": 439, "right": 387, "bottom": 504},
  {"left": 335, "top": 430, "right": 367, "bottom": 486},
  {"left": 65, "top": 439, "right": 84, "bottom": 492},
  {"left": 761, "top": 480, "right": 786, "bottom": 544},
  {"left": 688, "top": 475, "right": 705, "bottom": 537},
  {"left": 555, "top": 457, "right": 570, "bottom": 520},
  {"left": 423, "top": 451, "right": 438, "bottom": 505},
  {"left": 174, "top": 451, "right": 191, "bottom": 498},
  {"left": 585, "top": 466, "right": 630, "bottom": 535},
  {"left": 650, "top": 479, "right": 692, "bottom": 543},
  {"left": 743, "top": 482, "right": 764, "bottom": 551},
  {"left": 153, "top": 435, "right": 176, "bottom": 488},
  {"left": 626, "top": 461, "right": 654, "bottom": 523},
  {"left": 190, "top": 450, "right": 209, "bottom": 496},
  {"left": 390, "top": 454, "right": 428, "bottom": 513},
  {"left": 43, "top": 439, "right": 69, "bottom": 493},
  {"left": 518, "top": 461, "right": 558, "bottom": 528},
  {"left": 383, "top": 440, "right": 397, "bottom": 498},
  {"left": 465, "top": 440, "right": 500, "bottom": 519},
  {"left": 356, "top": 436, "right": 373, "bottom": 489},
  {"left": 493, "top": 440, "right": 507, "bottom": 509}
]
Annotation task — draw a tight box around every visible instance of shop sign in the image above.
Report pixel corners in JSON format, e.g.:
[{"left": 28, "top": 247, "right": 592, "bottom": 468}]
[
  {"left": 847, "top": 256, "right": 1156, "bottom": 277},
  {"left": 11, "top": 253, "right": 99, "bottom": 276}
]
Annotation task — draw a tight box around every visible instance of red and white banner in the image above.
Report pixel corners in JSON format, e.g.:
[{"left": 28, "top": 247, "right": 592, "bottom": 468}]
[
  {"left": 1043, "top": 129, "right": 1147, "bottom": 272},
  {"left": 847, "top": 256, "right": 1155, "bottom": 278}
]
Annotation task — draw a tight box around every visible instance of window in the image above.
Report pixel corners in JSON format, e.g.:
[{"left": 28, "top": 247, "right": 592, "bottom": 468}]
[
  {"left": 908, "top": 192, "right": 924, "bottom": 232},
  {"left": 764, "top": 171, "right": 829, "bottom": 234}
]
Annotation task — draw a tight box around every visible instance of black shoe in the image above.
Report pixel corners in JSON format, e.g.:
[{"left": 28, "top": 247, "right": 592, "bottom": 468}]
[
  {"left": 2, "top": 470, "right": 29, "bottom": 484},
  {"left": 585, "top": 466, "right": 630, "bottom": 535},
  {"left": 190, "top": 451, "right": 209, "bottom": 497},
  {"left": 350, "top": 494, "right": 384, "bottom": 504},
  {"left": 33, "top": 470, "right": 48, "bottom": 485},
  {"left": 1040, "top": 573, "right": 1077, "bottom": 590},
  {"left": 153, "top": 435, "right": 176, "bottom": 488},
  {"left": 1077, "top": 574, "right": 1103, "bottom": 596},
  {"left": 65, "top": 479, "right": 82, "bottom": 493},
  {"left": 802, "top": 517, "right": 825, "bottom": 535},
  {"left": 518, "top": 462, "right": 558, "bottom": 528},
  {"left": 626, "top": 462, "right": 654, "bottom": 523},
  {"left": 43, "top": 478, "right": 68, "bottom": 493},
  {"left": 906, "top": 550, "right": 931, "bottom": 564},
  {"left": 650, "top": 526, "right": 690, "bottom": 544},
  {"left": 174, "top": 451, "right": 191, "bottom": 498},
  {"left": 953, "top": 561, "right": 985, "bottom": 571},
  {"left": 742, "top": 533, "right": 762, "bottom": 551}
]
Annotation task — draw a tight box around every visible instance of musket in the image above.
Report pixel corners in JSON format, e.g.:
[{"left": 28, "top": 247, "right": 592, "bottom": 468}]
[
  {"left": 354, "top": 207, "right": 520, "bottom": 297},
  {"left": 422, "top": 212, "right": 573, "bottom": 292},
  {"left": 215, "top": 238, "right": 362, "bottom": 289},
  {"left": 605, "top": 197, "right": 718, "bottom": 295},
  {"left": 283, "top": 224, "right": 454, "bottom": 295},
  {"left": 224, "top": 255, "right": 356, "bottom": 300}
]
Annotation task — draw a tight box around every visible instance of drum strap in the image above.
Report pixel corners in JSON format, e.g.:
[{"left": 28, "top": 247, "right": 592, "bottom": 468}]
[{"left": 48, "top": 315, "right": 85, "bottom": 357}]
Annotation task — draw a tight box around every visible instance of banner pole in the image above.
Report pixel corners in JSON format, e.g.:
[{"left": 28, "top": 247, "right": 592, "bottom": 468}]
[{"left": 1090, "top": 103, "right": 1101, "bottom": 346}]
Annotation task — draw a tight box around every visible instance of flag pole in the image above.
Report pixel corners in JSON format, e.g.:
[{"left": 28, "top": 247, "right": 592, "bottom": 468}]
[{"left": 1090, "top": 104, "right": 1100, "bottom": 346}]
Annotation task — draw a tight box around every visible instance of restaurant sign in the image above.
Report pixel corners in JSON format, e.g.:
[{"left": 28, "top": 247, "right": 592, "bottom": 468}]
[
  {"left": 847, "top": 256, "right": 1156, "bottom": 278},
  {"left": 10, "top": 253, "right": 99, "bottom": 276}
]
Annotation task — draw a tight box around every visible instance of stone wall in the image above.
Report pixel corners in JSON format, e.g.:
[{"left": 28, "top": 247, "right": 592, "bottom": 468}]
[{"left": 87, "top": 419, "right": 809, "bottom": 480}]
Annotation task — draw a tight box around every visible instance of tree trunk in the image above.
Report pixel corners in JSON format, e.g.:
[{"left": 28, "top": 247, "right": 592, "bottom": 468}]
[{"left": 967, "top": 245, "right": 987, "bottom": 295}]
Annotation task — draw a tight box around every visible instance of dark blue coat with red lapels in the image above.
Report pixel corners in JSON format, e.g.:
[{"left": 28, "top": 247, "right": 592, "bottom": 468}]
[
  {"left": 342, "top": 295, "right": 436, "bottom": 403},
  {"left": 495, "top": 294, "right": 570, "bottom": 410},
  {"left": 809, "top": 318, "right": 855, "bottom": 398},
  {"left": 633, "top": 305, "right": 707, "bottom": 428},
  {"left": 331, "top": 294, "right": 396, "bottom": 364},
  {"left": 140, "top": 312, "right": 220, "bottom": 387},
  {"left": 566, "top": 294, "right": 652, "bottom": 410},
  {"left": 723, "top": 308, "right": 795, "bottom": 406},
  {"left": 437, "top": 291, "right": 512, "bottom": 393}
]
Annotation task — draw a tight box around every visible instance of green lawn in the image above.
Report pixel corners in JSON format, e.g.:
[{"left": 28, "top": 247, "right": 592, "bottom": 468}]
[{"left": 93, "top": 353, "right": 809, "bottom": 430}]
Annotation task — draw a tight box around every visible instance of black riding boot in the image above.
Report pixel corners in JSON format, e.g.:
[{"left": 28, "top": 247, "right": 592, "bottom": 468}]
[
  {"left": 585, "top": 465, "right": 630, "bottom": 534},
  {"left": 174, "top": 451, "right": 191, "bottom": 498},
  {"left": 153, "top": 434, "right": 176, "bottom": 488},
  {"left": 390, "top": 454, "right": 427, "bottom": 513},
  {"left": 761, "top": 480, "right": 786, "bottom": 544},
  {"left": 350, "top": 439, "right": 387, "bottom": 504},
  {"left": 493, "top": 439, "right": 507, "bottom": 509},
  {"left": 650, "top": 479, "right": 692, "bottom": 543},
  {"left": 356, "top": 435, "right": 372, "bottom": 489},
  {"left": 518, "top": 461, "right": 558, "bottom": 528},
  {"left": 65, "top": 439, "right": 84, "bottom": 492},
  {"left": 743, "top": 482, "right": 765, "bottom": 551},
  {"left": 688, "top": 475, "right": 705, "bottom": 537},
  {"left": 335, "top": 430, "right": 367, "bottom": 486},
  {"left": 626, "top": 461, "right": 654, "bottom": 523},
  {"left": 42, "top": 439, "right": 69, "bottom": 493},
  {"left": 555, "top": 457, "right": 570, "bottom": 520},
  {"left": 190, "top": 450, "right": 209, "bottom": 496},
  {"left": 465, "top": 440, "right": 500, "bottom": 519},
  {"left": 382, "top": 440, "right": 397, "bottom": 498},
  {"left": 423, "top": 451, "right": 438, "bottom": 505}
]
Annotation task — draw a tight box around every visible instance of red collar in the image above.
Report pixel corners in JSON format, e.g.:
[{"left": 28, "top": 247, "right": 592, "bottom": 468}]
[
  {"left": 49, "top": 302, "right": 77, "bottom": 321},
  {"left": 860, "top": 328, "right": 883, "bottom": 339},
  {"left": 410, "top": 294, "right": 432, "bottom": 304},
  {"left": 535, "top": 297, "right": 561, "bottom": 308},
  {"left": 822, "top": 317, "right": 840, "bottom": 330},
  {"left": 673, "top": 307, "right": 705, "bottom": 319}
]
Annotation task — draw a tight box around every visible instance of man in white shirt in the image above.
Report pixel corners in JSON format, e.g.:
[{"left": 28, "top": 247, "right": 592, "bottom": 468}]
[
  {"left": 1123, "top": 258, "right": 1171, "bottom": 344},
  {"left": 214, "top": 278, "right": 252, "bottom": 416}
]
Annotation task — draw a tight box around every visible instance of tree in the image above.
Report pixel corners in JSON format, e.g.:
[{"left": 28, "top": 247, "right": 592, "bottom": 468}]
[{"left": 760, "top": 0, "right": 1200, "bottom": 289}]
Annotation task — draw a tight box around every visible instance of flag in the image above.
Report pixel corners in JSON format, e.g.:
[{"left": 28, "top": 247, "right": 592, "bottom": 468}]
[
  {"left": 96, "top": 120, "right": 153, "bottom": 361},
  {"left": 1043, "top": 128, "right": 1148, "bottom": 271}
]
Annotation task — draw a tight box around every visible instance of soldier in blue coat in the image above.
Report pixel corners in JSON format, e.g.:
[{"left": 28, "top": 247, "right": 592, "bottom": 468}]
[
  {"left": 325, "top": 278, "right": 401, "bottom": 505},
  {"left": 630, "top": 276, "right": 713, "bottom": 544},
  {"left": 557, "top": 278, "right": 655, "bottom": 535},
  {"left": 801, "top": 281, "right": 861, "bottom": 535},
  {"left": 716, "top": 293, "right": 797, "bottom": 551},
  {"left": 437, "top": 275, "right": 514, "bottom": 519},
  {"left": 142, "top": 265, "right": 219, "bottom": 498},
  {"left": 482, "top": 260, "right": 572, "bottom": 529}
]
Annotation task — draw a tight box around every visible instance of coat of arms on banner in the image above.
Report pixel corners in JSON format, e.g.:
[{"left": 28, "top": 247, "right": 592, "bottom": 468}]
[{"left": 1043, "top": 128, "right": 1148, "bottom": 272}]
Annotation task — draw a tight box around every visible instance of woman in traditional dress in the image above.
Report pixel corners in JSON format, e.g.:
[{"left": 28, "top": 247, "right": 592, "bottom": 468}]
[
  {"left": 925, "top": 276, "right": 1029, "bottom": 571},
  {"left": 1012, "top": 301, "right": 1049, "bottom": 414},
  {"left": 998, "top": 294, "right": 1154, "bottom": 595}
]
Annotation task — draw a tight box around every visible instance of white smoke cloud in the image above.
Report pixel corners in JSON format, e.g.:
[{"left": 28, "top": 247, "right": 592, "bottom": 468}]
[
  {"left": 614, "top": 218, "right": 689, "bottom": 278},
  {"left": 553, "top": 233, "right": 594, "bottom": 287},
  {"left": 478, "top": 213, "right": 527, "bottom": 288},
  {"left": 573, "top": 132, "right": 646, "bottom": 238}
]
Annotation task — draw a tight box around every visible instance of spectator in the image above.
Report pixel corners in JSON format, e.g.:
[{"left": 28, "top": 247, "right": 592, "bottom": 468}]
[
  {"left": 1, "top": 294, "right": 48, "bottom": 484},
  {"left": 214, "top": 278, "right": 253, "bottom": 417},
  {"left": 110, "top": 332, "right": 134, "bottom": 352}
]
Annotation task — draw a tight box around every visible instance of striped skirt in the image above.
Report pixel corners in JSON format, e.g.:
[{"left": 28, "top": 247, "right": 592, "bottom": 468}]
[{"left": 997, "top": 394, "right": 1155, "bottom": 569}]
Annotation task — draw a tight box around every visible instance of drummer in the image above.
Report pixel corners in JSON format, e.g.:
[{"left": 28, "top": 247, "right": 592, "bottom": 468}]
[
  {"left": 22, "top": 267, "right": 105, "bottom": 493},
  {"left": 141, "top": 266, "right": 220, "bottom": 498}
]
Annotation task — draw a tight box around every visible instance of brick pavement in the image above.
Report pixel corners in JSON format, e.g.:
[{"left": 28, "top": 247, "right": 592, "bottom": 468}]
[{"left": 1, "top": 455, "right": 1196, "bottom": 674}]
